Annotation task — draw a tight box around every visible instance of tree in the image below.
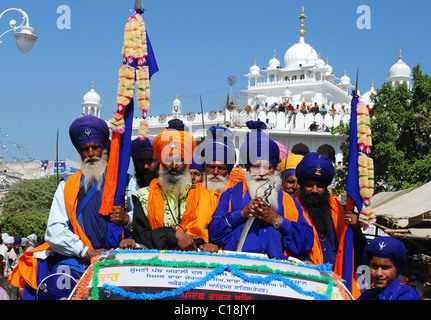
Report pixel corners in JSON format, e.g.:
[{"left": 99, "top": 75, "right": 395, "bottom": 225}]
[
  {"left": 332, "top": 64, "right": 431, "bottom": 193},
  {"left": 0, "top": 176, "right": 59, "bottom": 242}
]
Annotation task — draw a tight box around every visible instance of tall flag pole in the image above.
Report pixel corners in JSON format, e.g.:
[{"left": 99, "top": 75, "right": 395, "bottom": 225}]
[
  {"left": 99, "top": 0, "right": 158, "bottom": 240},
  {"left": 344, "top": 69, "right": 376, "bottom": 293}
]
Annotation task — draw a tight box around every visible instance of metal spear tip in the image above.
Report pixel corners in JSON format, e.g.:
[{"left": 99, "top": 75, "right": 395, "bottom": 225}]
[{"left": 135, "top": 0, "right": 143, "bottom": 10}]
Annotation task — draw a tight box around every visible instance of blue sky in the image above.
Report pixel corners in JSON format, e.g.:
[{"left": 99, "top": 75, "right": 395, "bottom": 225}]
[{"left": 0, "top": 0, "right": 430, "bottom": 163}]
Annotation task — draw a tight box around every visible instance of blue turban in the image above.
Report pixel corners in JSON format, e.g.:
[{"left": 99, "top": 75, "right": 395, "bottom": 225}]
[
  {"left": 190, "top": 156, "right": 204, "bottom": 172},
  {"left": 69, "top": 115, "right": 109, "bottom": 153},
  {"left": 366, "top": 236, "right": 407, "bottom": 272},
  {"left": 201, "top": 126, "right": 236, "bottom": 173},
  {"left": 296, "top": 152, "right": 334, "bottom": 187},
  {"left": 14, "top": 238, "right": 21, "bottom": 246},
  {"left": 131, "top": 137, "right": 154, "bottom": 160},
  {"left": 239, "top": 121, "right": 279, "bottom": 170}
]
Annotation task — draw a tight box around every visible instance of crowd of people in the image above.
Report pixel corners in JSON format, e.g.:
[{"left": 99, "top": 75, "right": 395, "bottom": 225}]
[
  {"left": 0, "top": 233, "right": 37, "bottom": 300},
  {"left": 1, "top": 115, "right": 424, "bottom": 301},
  {"left": 242, "top": 101, "right": 351, "bottom": 119}
]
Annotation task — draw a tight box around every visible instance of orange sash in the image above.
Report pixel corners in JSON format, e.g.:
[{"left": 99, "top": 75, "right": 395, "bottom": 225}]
[
  {"left": 147, "top": 179, "right": 219, "bottom": 243},
  {"left": 226, "top": 168, "right": 245, "bottom": 189},
  {"left": 8, "top": 171, "right": 94, "bottom": 290}
]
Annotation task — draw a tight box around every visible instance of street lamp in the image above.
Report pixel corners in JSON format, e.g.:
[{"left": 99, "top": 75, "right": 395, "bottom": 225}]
[{"left": 0, "top": 8, "right": 38, "bottom": 53}]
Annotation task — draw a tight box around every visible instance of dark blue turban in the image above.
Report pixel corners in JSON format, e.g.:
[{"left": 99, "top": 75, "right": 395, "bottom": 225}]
[
  {"left": 239, "top": 121, "right": 279, "bottom": 170},
  {"left": 201, "top": 126, "right": 236, "bottom": 173},
  {"left": 366, "top": 236, "right": 407, "bottom": 272},
  {"left": 69, "top": 115, "right": 109, "bottom": 153},
  {"left": 131, "top": 137, "right": 154, "bottom": 161},
  {"left": 190, "top": 156, "right": 204, "bottom": 172},
  {"left": 296, "top": 152, "right": 334, "bottom": 187}
]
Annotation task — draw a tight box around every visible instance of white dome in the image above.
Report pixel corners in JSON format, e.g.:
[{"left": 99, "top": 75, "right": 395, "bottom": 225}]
[
  {"left": 389, "top": 57, "right": 411, "bottom": 78},
  {"left": 340, "top": 71, "right": 351, "bottom": 85},
  {"left": 83, "top": 84, "right": 101, "bottom": 105},
  {"left": 249, "top": 62, "right": 261, "bottom": 75},
  {"left": 362, "top": 81, "right": 376, "bottom": 106},
  {"left": 315, "top": 57, "right": 325, "bottom": 68},
  {"left": 284, "top": 37, "right": 318, "bottom": 68},
  {"left": 325, "top": 58, "right": 333, "bottom": 74},
  {"left": 268, "top": 51, "right": 280, "bottom": 70},
  {"left": 172, "top": 95, "right": 181, "bottom": 107}
]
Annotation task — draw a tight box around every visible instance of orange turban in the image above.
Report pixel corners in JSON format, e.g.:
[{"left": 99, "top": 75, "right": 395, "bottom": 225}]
[{"left": 152, "top": 128, "right": 196, "bottom": 166}]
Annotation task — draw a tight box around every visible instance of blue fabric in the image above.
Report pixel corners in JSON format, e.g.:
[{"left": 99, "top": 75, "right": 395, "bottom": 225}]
[
  {"left": 145, "top": 32, "right": 159, "bottom": 79},
  {"left": 342, "top": 227, "right": 354, "bottom": 292},
  {"left": 296, "top": 152, "right": 334, "bottom": 187},
  {"left": 208, "top": 182, "right": 314, "bottom": 259},
  {"left": 190, "top": 156, "right": 204, "bottom": 172},
  {"left": 131, "top": 136, "right": 153, "bottom": 160},
  {"left": 358, "top": 278, "right": 420, "bottom": 300},
  {"left": 69, "top": 115, "right": 110, "bottom": 154},
  {"left": 71, "top": 173, "right": 122, "bottom": 249},
  {"left": 345, "top": 91, "right": 363, "bottom": 213},
  {"left": 280, "top": 169, "right": 296, "bottom": 180},
  {"left": 239, "top": 129, "right": 280, "bottom": 171},
  {"left": 22, "top": 254, "right": 82, "bottom": 300},
  {"left": 201, "top": 126, "right": 236, "bottom": 172},
  {"left": 366, "top": 236, "right": 407, "bottom": 272}
]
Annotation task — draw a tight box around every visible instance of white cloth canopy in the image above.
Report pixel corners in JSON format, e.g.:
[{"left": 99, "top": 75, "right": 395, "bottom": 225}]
[{"left": 371, "top": 182, "right": 431, "bottom": 238}]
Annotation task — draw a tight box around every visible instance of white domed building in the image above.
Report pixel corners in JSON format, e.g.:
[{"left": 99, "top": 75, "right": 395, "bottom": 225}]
[
  {"left": 81, "top": 82, "right": 102, "bottom": 118},
  {"left": 88, "top": 7, "right": 412, "bottom": 166},
  {"left": 386, "top": 50, "right": 413, "bottom": 89}
]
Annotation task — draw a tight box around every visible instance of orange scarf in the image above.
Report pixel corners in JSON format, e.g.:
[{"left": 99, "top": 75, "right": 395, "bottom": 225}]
[
  {"left": 295, "top": 194, "right": 360, "bottom": 298},
  {"left": 226, "top": 168, "right": 245, "bottom": 189},
  {"left": 8, "top": 171, "right": 94, "bottom": 290},
  {"left": 147, "top": 179, "right": 219, "bottom": 243}
]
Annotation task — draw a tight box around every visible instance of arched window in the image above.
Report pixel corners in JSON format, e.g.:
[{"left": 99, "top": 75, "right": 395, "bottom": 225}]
[{"left": 291, "top": 143, "right": 309, "bottom": 156}]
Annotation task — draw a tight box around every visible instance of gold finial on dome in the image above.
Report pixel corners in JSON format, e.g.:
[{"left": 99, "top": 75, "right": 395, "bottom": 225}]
[
  {"left": 274, "top": 50, "right": 276, "bottom": 57},
  {"left": 92, "top": 81, "right": 94, "bottom": 89},
  {"left": 299, "top": 7, "right": 307, "bottom": 37},
  {"left": 399, "top": 49, "right": 402, "bottom": 60}
]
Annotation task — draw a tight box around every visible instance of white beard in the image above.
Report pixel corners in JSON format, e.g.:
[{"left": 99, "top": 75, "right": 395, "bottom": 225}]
[
  {"left": 204, "top": 174, "right": 229, "bottom": 194},
  {"left": 80, "top": 150, "right": 108, "bottom": 192},
  {"left": 245, "top": 171, "right": 281, "bottom": 210},
  {"left": 158, "top": 166, "right": 192, "bottom": 198}
]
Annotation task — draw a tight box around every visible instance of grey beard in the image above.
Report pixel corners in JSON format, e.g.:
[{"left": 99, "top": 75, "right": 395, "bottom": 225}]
[
  {"left": 158, "top": 166, "right": 192, "bottom": 198},
  {"left": 204, "top": 174, "right": 229, "bottom": 194},
  {"left": 245, "top": 171, "right": 281, "bottom": 210},
  {"left": 80, "top": 151, "right": 108, "bottom": 192}
]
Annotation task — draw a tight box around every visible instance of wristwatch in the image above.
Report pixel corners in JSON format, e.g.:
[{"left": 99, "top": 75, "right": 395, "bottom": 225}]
[{"left": 273, "top": 215, "right": 283, "bottom": 229}]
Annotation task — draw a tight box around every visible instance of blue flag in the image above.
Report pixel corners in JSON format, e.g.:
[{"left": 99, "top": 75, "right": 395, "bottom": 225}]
[{"left": 345, "top": 91, "right": 363, "bottom": 213}]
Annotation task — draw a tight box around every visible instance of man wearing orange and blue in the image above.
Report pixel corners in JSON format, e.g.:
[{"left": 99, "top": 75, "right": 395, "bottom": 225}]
[
  {"left": 9, "top": 115, "right": 127, "bottom": 300},
  {"left": 294, "top": 152, "right": 367, "bottom": 298},
  {"left": 208, "top": 121, "right": 313, "bottom": 259}
]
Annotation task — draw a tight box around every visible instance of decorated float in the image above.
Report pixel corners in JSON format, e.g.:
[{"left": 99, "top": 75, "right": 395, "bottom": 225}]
[{"left": 68, "top": 249, "right": 353, "bottom": 300}]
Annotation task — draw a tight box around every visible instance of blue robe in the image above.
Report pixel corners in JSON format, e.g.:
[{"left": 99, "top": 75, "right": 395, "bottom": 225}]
[
  {"left": 357, "top": 278, "right": 420, "bottom": 300},
  {"left": 208, "top": 182, "right": 313, "bottom": 260}
]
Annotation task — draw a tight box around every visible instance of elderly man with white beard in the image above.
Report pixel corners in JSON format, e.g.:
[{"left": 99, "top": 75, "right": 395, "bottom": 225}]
[
  {"left": 199, "top": 126, "right": 237, "bottom": 194},
  {"left": 9, "top": 115, "right": 128, "bottom": 300},
  {"left": 127, "top": 121, "right": 220, "bottom": 253},
  {"left": 208, "top": 121, "right": 314, "bottom": 260}
]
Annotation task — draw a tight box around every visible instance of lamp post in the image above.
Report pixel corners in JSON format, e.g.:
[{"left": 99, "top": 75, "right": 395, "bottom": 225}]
[{"left": 0, "top": 8, "right": 38, "bottom": 53}]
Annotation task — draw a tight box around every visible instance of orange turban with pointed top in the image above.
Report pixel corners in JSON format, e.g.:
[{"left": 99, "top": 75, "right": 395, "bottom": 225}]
[{"left": 152, "top": 128, "right": 196, "bottom": 166}]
